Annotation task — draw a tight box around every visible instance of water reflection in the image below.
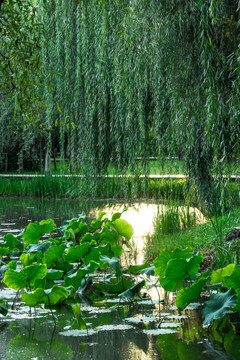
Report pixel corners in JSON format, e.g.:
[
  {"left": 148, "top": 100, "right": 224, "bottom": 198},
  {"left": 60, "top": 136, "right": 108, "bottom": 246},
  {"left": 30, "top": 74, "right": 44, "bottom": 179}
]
[{"left": 0, "top": 197, "right": 206, "bottom": 264}]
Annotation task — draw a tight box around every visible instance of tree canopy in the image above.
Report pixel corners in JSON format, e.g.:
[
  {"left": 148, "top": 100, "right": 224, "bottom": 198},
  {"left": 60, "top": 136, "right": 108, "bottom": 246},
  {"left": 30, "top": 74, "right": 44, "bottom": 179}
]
[{"left": 0, "top": 0, "right": 239, "bottom": 203}]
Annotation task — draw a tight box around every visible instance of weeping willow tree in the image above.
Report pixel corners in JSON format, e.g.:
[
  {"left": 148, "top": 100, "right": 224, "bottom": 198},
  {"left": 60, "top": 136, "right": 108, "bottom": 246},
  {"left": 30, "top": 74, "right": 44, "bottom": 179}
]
[{"left": 1, "top": 0, "right": 240, "bottom": 207}]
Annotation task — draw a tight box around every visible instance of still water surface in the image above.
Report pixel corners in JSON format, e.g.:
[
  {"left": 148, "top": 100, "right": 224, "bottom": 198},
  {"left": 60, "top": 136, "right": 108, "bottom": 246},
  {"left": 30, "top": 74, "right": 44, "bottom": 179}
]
[{"left": 0, "top": 197, "right": 238, "bottom": 360}]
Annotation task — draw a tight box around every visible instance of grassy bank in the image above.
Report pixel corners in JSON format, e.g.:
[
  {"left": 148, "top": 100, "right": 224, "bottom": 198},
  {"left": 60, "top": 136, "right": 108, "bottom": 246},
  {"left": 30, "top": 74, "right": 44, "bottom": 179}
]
[{"left": 145, "top": 208, "right": 240, "bottom": 269}]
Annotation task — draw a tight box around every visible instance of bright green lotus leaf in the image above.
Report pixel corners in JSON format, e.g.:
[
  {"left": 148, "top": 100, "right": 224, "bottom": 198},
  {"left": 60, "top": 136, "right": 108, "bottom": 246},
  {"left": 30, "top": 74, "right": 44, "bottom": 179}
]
[
  {"left": 100, "top": 228, "right": 117, "bottom": 245},
  {"left": 0, "top": 247, "right": 11, "bottom": 257},
  {"left": 211, "top": 264, "right": 236, "bottom": 286},
  {"left": 22, "top": 222, "right": 42, "bottom": 244},
  {"left": 119, "top": 279, "right": 146, "bottom": 300},
  {"left": 111, "top": 245, "right": 123, "bottom": 257},
  {"left": 160, "top": 253, "right": 203, "bottom": 292},
  {"left": 44, "top": 285, "right": 68, "bottom": 305},
  {"left": 80, "top": 233, "right": 96, "bottom": 244},
  {"left": 3, "top": 264, "right": 47, "bottom": 290},
  {"left": 3, "top": 233, "right": 24, "bottom": 251},
  {"left": 39, "top": 219, "right": 56, "bottom": 235},
  {"left": 202, "top": 288, "right": 238, "bottom": 325},
  {"left": 128, "top": 262, "right": 151, "bottom": 275},
  {"left": 84, "top": 244, "right": 111, "bottom": 265},
  {"left": 105, "top": 277, "right": 134, "bottom": 293},
  {"left": 0, "top": 299, "right": 8, "bottom": 316},
  {"left": 112, "top": 219, "right": 134, "bottom": 240},
  {"left": 22, "top": 219, "right": 55, "bottom": 245},
  {"left": 21, "top": 264, "right": 47, "bottom": 288},
  {"left": 43, "top": 244, "right": 66, "bottom": 267},
  {"left": 22, "top": 285, "right": 68, "bottom": 306},
  {"left": 100, "top": 255, "right": 122, "bottom": 277},
  {"left": 154, "top": 247, "right": 195, "bottom": 278},
  {"left": 111, "top": 212, "right": 122, "bottom": 221},
  {"left": 21, "top": 288, "right": 45, "bottom": 306},
  {"left": 3, "top": 269, "right": 27, "bottom": 290},
  {"left": 176, "top": 275, "right": 210, "bottom": 310},
  {"left": 224, "top": 265, "right": 240, "bottom": 290},
  {"left": 46, "top": 269, "right": 64, "bottom": 280},
  {"left": 64, "top": 243, "right": 91, "bottom": 263}
]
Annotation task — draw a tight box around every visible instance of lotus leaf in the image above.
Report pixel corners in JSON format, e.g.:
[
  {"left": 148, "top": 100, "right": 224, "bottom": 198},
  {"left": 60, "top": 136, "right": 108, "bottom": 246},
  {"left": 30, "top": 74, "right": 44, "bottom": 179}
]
[{"left": 202, "top": 288, "right": 237, "bottom": 325}]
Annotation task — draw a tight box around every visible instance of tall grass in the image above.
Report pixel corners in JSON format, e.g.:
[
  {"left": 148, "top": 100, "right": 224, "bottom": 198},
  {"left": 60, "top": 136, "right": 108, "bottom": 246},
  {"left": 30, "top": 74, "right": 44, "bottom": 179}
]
[
  {"left": 149, "top": 200, "right": 200, "bottom": 238},
  {"left": 0, "top": 176, "right": 189, "bottom": 200}
]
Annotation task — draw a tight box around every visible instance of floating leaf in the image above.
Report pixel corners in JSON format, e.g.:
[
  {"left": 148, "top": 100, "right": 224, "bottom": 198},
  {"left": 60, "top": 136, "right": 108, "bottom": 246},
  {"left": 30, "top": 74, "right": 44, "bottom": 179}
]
[{"left": 202, "top": 288, "right": 237, "bottom": 325}]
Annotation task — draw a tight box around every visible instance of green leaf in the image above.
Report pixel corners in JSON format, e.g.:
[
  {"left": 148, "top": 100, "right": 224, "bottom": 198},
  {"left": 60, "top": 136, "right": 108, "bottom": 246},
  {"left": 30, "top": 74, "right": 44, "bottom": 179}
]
[
  {"left": 84, "top": 244, "right": 111, "bottom": 265},
  {"left": 0, "top": 300, "right": 8, "bottom": 316},
  {"left": 119, "top": 279, "right": 146, "bottom": 300},
  {"left": 22, "top": 285, "right": 68, "bottom": 306},
  {"left": 202, "top": 288, "right": 237, "bottom": 325},
  {"left": 22, "top": 220, "right": 55, "bottom": 245},
  {"left": 154, "top": 247, "right": 196, "bottom": 278},
  {"left": 139, "top": 265, "right": 156, "bottom": 276},
  {"left": 3, "top": 264, "right": 47, "bottom": 291},
  {"left": 224, "top": 265, "right": 240, "bottom": 290},
  {"left": 100, "top": 255, "right": 122, "bottom": 277},
  {"left": 39, "top": 219, "right": 56, "bottom": 234},
  {"left": 28, "top": 241, "right": 52, "bottom": 253},
  {"left": 112, "top": 219, "right": 134, "bottom": 240},
  {"left": 159, "top": 253, "right": 203, "bottom": 292},
  {"left": 211, "top": 264, "right": 235, "bottom": 286},
  {"left": 72, "top": 304, "right": 87, "bottom": 330},
  {"left": 64, "top": 243, "right": 91, "bottom": 263},
  {"left": 3, "top": 233, "right": 24, "bottom": 251},
  {"left": 105, "top": 277, "right": 134, "bottom": 293},
  {"left": 46, "top": 269, "right": 64, "bottom": 280},
  {"left": 176, "top": 275, "right": 210, "bottom": 310},
  {"left": 111, "top": 212, "right": 122, "bottom": 221},
  {"left": 44, "top": 244, "right": 66, "bottom": 267},
  {"left": 64, "top": 262, "right": 99, "bottom": 288},
  {"left": 128, "top": 262, "right": 151, "bottom": 275},
  {"left": 0, "top": 247, "right": 11, "bottom": 257}
]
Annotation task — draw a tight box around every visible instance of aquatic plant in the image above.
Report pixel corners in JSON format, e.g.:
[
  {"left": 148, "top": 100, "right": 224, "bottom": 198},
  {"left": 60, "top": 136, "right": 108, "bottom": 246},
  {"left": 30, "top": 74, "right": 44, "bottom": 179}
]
[
  {"left": 0, "top": 211, "right": 149, "bottom": 318},
  {"left": 153, "top": 247, "right": 240, "bottom": 326}
]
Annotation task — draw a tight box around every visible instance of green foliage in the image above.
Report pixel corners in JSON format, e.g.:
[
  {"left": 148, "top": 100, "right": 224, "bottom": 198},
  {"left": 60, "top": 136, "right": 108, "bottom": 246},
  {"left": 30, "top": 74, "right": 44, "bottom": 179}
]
[
  {"left": 154, "top": 247, "right": 240, "bottom": 327},
  {"left": 1, "top": 211, "right": 136, "bottom": 319},
  {"left": 202, "top": 289, "right": 238, "bottom": 326},
  {"left": 1, "top": 0, "right": 239, "bottom": 212}
]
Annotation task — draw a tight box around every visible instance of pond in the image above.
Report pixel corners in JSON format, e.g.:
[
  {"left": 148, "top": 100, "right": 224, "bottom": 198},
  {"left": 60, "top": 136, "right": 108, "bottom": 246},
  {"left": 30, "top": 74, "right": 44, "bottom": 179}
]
[{"left": 0, "top": 197, "right": 239, "bottom": 360}]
